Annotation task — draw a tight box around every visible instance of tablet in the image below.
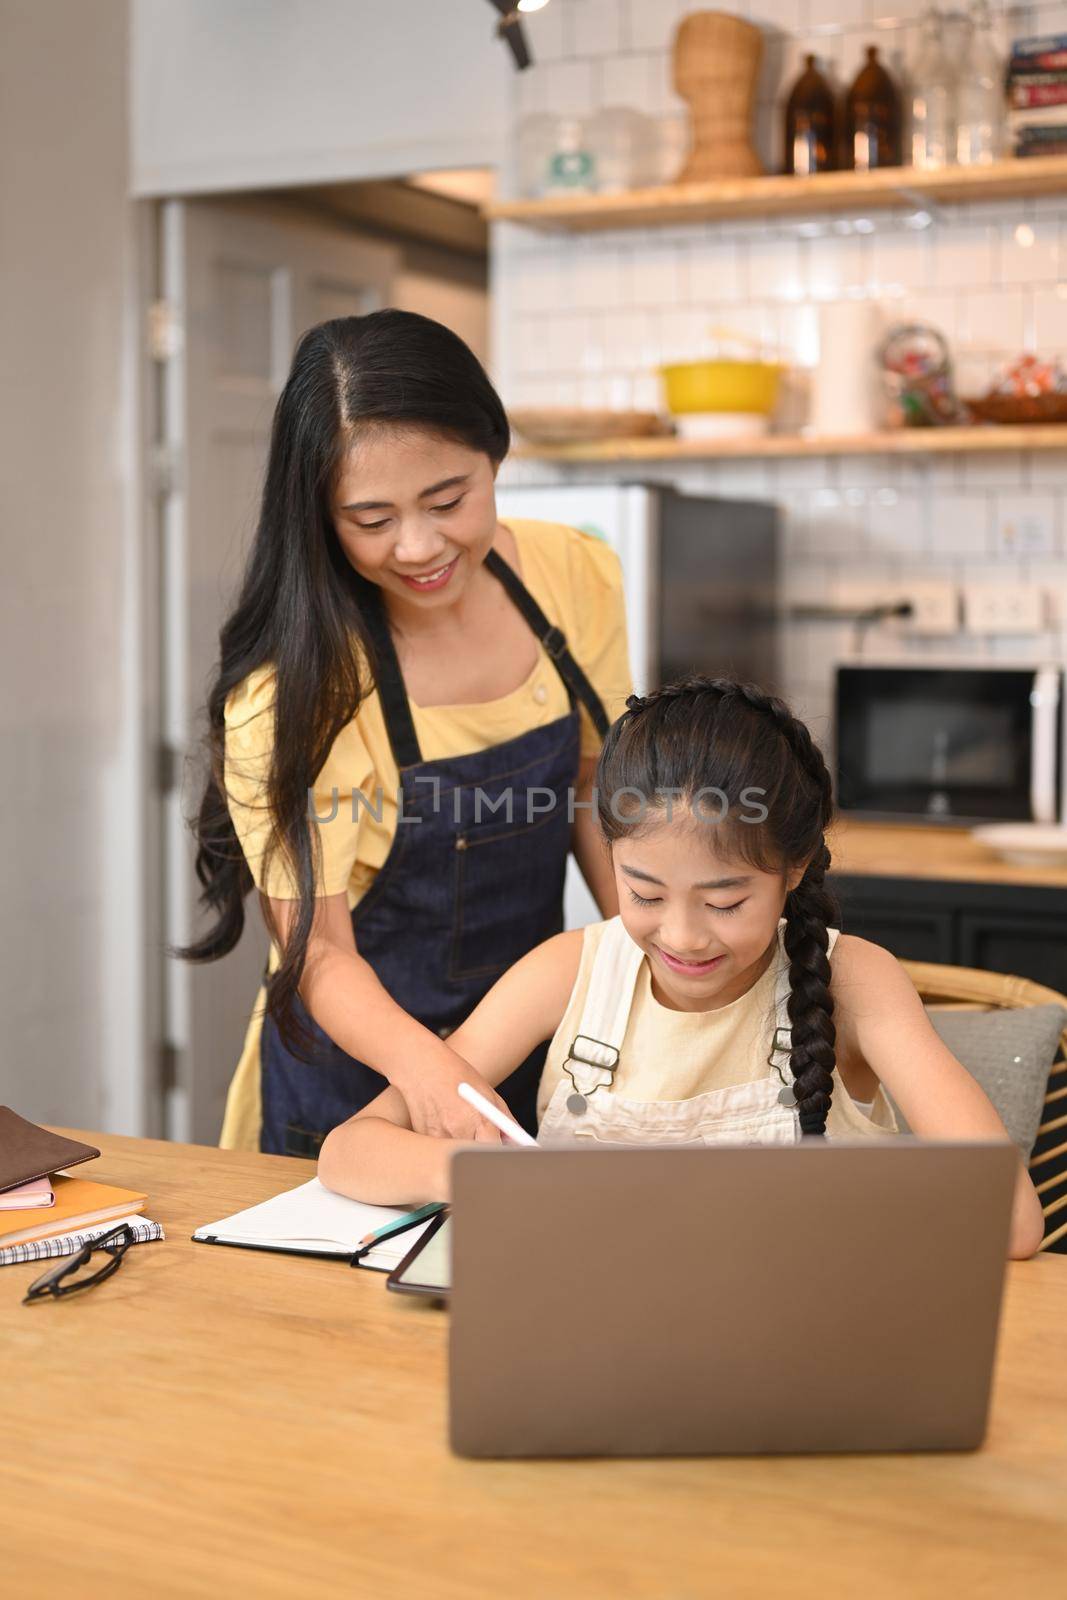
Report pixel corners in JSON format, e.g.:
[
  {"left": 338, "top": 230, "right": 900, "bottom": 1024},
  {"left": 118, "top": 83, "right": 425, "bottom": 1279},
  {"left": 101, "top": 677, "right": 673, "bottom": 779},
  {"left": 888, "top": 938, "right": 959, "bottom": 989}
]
[{"left": 386, "top": 1209, "right": 451, "bottom": 1299}]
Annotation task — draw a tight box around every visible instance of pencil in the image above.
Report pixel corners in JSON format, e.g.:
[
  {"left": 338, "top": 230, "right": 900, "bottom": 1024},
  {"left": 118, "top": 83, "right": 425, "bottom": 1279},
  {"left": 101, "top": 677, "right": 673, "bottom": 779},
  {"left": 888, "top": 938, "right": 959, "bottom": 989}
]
[{"left": 358, "top": 1201, "right": 444, "bottom": 1249}]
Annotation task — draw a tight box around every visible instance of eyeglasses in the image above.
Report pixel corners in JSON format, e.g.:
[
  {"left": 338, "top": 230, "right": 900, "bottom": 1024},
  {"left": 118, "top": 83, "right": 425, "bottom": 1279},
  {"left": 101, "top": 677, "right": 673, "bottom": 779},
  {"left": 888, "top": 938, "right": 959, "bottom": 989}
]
[{"left": 22, "top": 1223, "right": 136, "bottom": 1304}]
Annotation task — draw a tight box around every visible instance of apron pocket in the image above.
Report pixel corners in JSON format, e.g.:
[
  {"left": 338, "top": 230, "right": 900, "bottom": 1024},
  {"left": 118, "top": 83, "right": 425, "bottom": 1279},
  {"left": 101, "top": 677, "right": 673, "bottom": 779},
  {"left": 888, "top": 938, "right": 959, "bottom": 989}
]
[{"left": 449, "top": 804, "right": 569, "bottom": 981}]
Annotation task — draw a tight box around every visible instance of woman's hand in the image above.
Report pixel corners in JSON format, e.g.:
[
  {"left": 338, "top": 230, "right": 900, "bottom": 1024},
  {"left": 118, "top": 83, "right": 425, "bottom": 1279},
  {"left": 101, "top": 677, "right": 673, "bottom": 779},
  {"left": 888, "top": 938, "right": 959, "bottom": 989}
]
[{"left": 394, "top": 1045, "right": 514, "bottom": 1142}]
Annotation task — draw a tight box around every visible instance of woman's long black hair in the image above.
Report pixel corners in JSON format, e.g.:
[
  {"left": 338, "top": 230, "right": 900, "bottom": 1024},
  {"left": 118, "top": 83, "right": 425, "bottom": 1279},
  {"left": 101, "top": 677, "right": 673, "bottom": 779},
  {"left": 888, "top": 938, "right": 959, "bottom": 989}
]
[
  {"left": 179, "top": 310, "right": 510, "bottom": 1048},
  {"left": 596, "top": 677, "right": 839, "bottom": 1135}
]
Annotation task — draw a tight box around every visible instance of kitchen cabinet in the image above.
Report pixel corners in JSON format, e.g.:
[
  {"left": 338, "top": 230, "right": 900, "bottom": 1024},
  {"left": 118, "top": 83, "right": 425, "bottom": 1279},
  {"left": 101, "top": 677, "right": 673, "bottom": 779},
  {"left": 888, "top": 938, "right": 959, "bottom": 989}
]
[
  {"left": 132, "top": 0, "right": 506, "bottom": 197},
  {"left": 829, "top": 874, "right": 1067, "bottom": 994}
]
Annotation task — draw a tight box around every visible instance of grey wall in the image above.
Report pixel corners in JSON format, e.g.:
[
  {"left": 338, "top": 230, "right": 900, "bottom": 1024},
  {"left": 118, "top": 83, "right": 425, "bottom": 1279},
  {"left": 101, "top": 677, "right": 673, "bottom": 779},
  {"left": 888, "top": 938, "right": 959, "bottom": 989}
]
[{"left": 0, "top": 0, "right": 150, "bottom": 1131}]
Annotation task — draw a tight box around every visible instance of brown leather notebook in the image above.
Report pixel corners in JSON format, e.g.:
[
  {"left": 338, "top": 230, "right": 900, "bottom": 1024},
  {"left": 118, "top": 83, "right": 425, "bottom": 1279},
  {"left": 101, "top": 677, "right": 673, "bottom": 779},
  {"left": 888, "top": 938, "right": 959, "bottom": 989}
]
[{"left": 0, "top": 1108, "right": 99, "bottom": 1194}]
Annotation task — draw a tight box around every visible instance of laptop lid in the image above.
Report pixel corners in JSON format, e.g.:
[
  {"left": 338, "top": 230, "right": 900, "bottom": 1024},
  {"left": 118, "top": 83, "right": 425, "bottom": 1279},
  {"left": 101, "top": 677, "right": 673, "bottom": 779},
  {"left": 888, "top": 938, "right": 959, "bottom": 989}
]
[{"left": 448, "top": 1141, "right": 1016, "bottom": 1458}]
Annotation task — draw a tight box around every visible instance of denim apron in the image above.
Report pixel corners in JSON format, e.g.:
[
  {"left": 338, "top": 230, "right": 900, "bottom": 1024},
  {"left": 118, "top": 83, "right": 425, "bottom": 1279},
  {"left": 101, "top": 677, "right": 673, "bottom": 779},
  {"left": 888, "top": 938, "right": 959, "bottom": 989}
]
[{"left": 259, "top": 548, "right": 610, "bottom": 1156}]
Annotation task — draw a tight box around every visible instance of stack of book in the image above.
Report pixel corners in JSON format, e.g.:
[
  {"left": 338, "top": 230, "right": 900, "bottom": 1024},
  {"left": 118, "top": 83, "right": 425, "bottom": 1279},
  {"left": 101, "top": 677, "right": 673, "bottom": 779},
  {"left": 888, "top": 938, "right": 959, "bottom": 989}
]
[
  {"left": 1009, "top": 32, "right": 1067, "bottom": 157},
  {"left": 0, "top": 1107, "right": 159, "bottom": 1266}
]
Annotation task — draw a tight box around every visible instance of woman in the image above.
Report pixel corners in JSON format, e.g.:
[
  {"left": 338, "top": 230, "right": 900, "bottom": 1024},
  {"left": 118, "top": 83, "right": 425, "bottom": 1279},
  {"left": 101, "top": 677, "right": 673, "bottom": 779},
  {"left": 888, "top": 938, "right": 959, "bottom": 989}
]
[{"left": 182, "top": 310, "right": 631, "bottom": 1156}]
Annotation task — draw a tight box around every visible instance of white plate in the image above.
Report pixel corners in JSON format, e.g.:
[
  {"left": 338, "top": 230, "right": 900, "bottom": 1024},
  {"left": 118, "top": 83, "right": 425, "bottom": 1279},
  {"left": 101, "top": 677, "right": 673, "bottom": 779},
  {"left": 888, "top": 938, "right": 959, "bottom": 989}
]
[
  {"left": 971, "top": 823, "right": 1067, "bottom": 867},
  {"left": 673, "top": 412, "right": 770, "bottom": 440}
]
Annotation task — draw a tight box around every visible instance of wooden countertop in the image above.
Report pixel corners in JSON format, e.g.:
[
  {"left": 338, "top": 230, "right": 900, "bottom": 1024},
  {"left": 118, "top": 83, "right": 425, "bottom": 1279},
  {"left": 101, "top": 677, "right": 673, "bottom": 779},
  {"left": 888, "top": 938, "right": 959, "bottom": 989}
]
[
  {"left": 830, "top": 820, "right": 1067, "bottom": 889},
  {"left": 4, "top": 1132, "right": 1067, "bottom": 1598}
]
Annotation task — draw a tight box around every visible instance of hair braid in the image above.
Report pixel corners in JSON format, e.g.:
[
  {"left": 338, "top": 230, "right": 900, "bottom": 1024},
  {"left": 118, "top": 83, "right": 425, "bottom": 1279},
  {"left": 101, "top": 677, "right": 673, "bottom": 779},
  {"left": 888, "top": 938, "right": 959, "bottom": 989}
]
[
  {"left": 723, "top": 685, "right": 839, "bottom": 1135},
  {"left": 671, "top": 679, "right": 841, "bottom": 1134},
  {"left": 782, "top": 840, "right": 838, "bottom": 1135}
]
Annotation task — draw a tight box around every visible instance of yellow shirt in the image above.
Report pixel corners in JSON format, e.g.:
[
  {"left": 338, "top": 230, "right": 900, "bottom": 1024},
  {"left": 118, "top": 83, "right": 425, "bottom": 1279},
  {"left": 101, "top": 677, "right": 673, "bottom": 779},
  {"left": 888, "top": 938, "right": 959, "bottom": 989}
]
[{"left": 219, "top": 518, "right": 633, "bottom": 1150}]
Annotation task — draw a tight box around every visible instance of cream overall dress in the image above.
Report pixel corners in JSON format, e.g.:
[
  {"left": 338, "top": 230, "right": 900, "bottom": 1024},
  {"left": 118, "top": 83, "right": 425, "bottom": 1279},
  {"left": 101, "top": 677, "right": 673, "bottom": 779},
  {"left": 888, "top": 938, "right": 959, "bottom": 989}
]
[{"left": 537, "top": 917, "right": 898, "bottom": 1145}]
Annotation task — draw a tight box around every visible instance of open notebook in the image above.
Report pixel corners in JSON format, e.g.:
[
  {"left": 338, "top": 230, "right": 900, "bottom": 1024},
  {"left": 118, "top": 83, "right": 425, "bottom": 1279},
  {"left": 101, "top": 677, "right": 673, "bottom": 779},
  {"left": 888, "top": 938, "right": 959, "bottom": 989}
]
[{"left": 192, "top": 1178, "right": 437, "bottom": 1271}]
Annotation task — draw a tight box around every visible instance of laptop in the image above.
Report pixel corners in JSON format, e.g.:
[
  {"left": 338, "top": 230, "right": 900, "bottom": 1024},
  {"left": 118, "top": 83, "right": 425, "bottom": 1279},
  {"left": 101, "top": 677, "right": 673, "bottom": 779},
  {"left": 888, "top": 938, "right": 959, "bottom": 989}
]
[{"left": 448, "top": 1140, "right": 1017, "bottom": 1458}]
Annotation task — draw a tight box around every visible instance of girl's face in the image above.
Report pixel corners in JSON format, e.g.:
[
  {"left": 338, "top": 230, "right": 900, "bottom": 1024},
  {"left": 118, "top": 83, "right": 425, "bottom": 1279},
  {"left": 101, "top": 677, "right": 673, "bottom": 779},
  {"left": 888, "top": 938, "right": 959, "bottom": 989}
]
[
  {"left": 611, "top": 808, "right": 805, "bottom": 1013},
  {"left": 332, "top": 426, "right": 499, "bottom": 616}
]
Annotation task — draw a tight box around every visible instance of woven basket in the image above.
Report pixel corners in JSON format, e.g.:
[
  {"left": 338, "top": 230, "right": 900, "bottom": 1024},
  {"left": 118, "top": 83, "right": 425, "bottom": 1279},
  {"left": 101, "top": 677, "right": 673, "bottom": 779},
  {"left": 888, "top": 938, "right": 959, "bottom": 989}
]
[
  {"left": 673, "top": 11, "right": 764, "bottom": 181},
  {"left": 966, "top": 393, "right": 1067, "bottom": 425},
  {"left": 509, "top": 409, "right": 672, "bottom": 445}
]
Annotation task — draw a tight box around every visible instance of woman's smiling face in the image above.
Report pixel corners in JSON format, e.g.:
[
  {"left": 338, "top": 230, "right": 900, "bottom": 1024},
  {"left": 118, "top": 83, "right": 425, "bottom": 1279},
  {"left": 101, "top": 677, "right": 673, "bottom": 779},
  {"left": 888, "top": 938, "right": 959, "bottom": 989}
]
[
  {"left": 332, "top": 425, "right": 499, "bottom": 613},
  {"left": 611, "top": 806, "right": 805, "bottom": 1012}
]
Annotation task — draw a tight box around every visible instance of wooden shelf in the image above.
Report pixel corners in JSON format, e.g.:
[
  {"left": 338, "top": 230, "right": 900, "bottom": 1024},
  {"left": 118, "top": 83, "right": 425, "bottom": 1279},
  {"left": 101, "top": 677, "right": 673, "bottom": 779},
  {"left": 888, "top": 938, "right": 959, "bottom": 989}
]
[
  {"left": 514, "top": 424, "right": 1067, "bottom": 462},
  {"left": 487, "top": 155, "right": 1067, "bottom": 231}
]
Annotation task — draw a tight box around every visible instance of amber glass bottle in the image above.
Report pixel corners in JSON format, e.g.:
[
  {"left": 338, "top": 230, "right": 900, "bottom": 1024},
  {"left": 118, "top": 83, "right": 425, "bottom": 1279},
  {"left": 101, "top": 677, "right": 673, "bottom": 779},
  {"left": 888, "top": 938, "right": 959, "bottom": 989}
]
[
  {"left": 784, "top": 53, "right": 837, "bottom": 174},
  {"left": 843, "top": 45, "right": 901, "bottom": 170}
]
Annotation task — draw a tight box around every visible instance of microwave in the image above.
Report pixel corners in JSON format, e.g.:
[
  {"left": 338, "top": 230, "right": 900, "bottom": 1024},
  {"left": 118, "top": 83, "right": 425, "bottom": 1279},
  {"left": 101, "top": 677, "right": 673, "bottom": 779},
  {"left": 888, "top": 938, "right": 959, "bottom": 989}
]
[{"left": 835, "top": 664, "right": 1066, "bottom": 824}]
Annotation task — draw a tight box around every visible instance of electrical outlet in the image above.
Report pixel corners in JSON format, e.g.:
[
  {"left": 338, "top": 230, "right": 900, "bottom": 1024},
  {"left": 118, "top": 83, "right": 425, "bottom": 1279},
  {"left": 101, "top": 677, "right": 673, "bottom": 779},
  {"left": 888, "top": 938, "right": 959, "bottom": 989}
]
[
  {"left": 900, "top": 581, "right": 960, "bottom": 636},
  {"left": 995, "top": 506, "right": 1056, "bottom": 558},
  {"left": 962, "top": 583, "right": 1047, "bottom": 635},
  {"left": 828, "top": 579, "right": 958, "bottom": 634}
]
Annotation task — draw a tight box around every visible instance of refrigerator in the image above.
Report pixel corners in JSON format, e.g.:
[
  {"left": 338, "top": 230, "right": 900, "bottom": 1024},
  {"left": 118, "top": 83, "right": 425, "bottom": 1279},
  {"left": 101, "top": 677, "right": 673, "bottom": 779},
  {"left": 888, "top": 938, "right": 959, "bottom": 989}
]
[{"left": 495, "top": 481, "right": 779, "bottom": 927}]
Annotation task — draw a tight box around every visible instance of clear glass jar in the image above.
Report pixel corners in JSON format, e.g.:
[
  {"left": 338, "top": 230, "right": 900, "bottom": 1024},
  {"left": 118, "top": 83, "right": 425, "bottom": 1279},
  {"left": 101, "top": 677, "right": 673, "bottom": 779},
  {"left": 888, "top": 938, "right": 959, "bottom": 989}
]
[
  {"left": 910, "top": 6, "right": 956, "bottom": 169},
  {"left": 955, "top": 0, "right": 1005, "bottom": 165},
  {"left": 585, "top": 107, "right": 658, "bottom": 193},
  {"left": 544, "top": 117, "right": 597, "bottom": 195},
  {"left": 515, "top": 114, "right": 558, "bottom": 198}
]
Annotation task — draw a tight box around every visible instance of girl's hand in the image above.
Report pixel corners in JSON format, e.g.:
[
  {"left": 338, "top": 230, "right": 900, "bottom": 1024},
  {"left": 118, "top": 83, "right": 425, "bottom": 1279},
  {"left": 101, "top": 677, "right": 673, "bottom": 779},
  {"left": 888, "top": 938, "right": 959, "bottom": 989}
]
[{"left": 396, "top": 1047, "right": 511, "bottom": 1142}]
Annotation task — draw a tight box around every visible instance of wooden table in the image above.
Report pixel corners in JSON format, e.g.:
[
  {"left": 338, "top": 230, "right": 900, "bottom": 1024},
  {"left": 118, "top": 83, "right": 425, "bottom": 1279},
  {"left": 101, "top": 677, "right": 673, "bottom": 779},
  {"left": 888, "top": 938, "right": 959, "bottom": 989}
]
[{"left": 5, "top": 1134, "right": 1067, "bottom": 1598}]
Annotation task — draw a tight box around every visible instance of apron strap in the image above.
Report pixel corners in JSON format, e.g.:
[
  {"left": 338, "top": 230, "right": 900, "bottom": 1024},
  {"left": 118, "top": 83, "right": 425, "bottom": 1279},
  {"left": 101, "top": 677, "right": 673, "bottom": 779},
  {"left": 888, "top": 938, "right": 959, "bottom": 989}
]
[
  {"left": 484, "top": 548, "right": 611, "bottom": 740},
  {"left": 357, "top": 546, "right": 613, "bottom": 775},
  {"left": 359, "top": 583, "right": 423, "bottom": 771},
  {"left": 563, "top": 917, "right": 644, "bottom": 1094}
]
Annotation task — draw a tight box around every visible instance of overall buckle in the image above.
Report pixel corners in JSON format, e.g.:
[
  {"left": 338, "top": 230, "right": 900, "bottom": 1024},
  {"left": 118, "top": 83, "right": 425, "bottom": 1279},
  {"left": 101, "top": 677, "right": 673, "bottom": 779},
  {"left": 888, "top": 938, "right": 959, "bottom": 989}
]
[{"left": 562, "top": 1034, "right": 619, "bottom": 1108}]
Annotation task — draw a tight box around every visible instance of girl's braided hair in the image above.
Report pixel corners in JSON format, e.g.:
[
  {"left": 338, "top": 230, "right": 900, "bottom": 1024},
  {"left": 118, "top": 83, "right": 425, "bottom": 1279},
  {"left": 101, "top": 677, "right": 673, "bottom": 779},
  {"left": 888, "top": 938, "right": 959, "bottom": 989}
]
[{"left": 596, "top": 676, "right": 838, "bottom": 1136}]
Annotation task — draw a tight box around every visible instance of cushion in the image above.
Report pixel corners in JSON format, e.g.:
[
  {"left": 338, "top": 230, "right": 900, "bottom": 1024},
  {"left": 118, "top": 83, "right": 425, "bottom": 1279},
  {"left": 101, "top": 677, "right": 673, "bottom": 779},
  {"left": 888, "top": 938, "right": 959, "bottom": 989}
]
[{"left": 889, "top": 1004, "right": 1066, "bottom": 1156}]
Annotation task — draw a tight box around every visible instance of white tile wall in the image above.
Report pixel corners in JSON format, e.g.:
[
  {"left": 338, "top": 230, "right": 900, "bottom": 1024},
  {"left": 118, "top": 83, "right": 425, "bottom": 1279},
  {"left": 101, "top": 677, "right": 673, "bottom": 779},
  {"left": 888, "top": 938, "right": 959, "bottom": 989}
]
[{"left": 499, "top": 0, "right": 1067, "bottom": 730}]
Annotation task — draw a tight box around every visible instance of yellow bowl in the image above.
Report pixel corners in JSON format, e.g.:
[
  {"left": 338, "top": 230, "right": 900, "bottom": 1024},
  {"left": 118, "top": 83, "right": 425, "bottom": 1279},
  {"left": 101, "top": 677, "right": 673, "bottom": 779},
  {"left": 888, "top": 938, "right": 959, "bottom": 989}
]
[{"left": 661, "top": 359, "right": 782, "bottom": 415}]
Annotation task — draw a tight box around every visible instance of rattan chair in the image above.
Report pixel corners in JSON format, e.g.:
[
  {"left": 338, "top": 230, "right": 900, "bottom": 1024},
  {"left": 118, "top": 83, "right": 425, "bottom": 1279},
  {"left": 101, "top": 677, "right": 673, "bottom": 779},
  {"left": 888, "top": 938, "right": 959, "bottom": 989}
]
[{"left": 901, "top": 960, "right": 1067, "bottom": 1253}]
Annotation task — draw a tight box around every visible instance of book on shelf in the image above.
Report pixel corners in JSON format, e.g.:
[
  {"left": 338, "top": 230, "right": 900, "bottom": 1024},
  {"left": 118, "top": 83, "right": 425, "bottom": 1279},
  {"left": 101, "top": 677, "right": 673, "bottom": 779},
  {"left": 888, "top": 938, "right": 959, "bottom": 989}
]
[
  {"left": 1010, "top": 48, "right": 1067, "bottom": 73},
  {"left": 1008, "top": 103, "right": 1067, "bottom": 130},
  {"left": 1013, "top": 119, "right": 1067, "bottom": 143},
  {"left": 1012, "top": 81, "right": 1067, "bottom": 110},
  {"left": 1012, "top": 32, "right": 1067, "bottom": 60}
]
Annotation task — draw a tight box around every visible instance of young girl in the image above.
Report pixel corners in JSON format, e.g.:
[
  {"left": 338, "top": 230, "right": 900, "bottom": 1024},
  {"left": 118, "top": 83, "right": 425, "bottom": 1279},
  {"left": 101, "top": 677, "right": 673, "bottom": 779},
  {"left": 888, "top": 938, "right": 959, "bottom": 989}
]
[{"left": 319, "top": 677, "right": 1045, "bottom": 1259}]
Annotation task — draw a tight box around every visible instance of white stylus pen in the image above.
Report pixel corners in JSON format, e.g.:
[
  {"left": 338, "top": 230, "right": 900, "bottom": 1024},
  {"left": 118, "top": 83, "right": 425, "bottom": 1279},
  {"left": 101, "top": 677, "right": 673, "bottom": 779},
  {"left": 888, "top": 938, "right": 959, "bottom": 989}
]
[{"left": 457, "top": 1082, "right": 538, "bottom": 1146}]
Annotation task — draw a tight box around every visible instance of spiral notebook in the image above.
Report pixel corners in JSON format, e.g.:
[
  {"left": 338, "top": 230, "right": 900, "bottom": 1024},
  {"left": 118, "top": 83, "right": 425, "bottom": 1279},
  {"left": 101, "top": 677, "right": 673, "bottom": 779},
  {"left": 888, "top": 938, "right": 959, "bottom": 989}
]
[{"left": 192, "top": 1178, "right": 436, "bottom": 1270}]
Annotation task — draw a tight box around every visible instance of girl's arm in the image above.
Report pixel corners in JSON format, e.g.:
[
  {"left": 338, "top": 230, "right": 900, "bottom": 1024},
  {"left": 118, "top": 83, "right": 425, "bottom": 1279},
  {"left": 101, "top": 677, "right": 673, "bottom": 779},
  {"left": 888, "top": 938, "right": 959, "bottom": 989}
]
[
  {"left": 267, "top": 891, "right": 513, "bottom": 1142},
  {"left": 571, "top": 755, "right": 619, "bottom": 917},
  {"left": 831, "top": 936, "right": 1046, "bottom": 1259},
  {"left": 318, "top": 929, "right": 584, "bottom": 1205}
]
